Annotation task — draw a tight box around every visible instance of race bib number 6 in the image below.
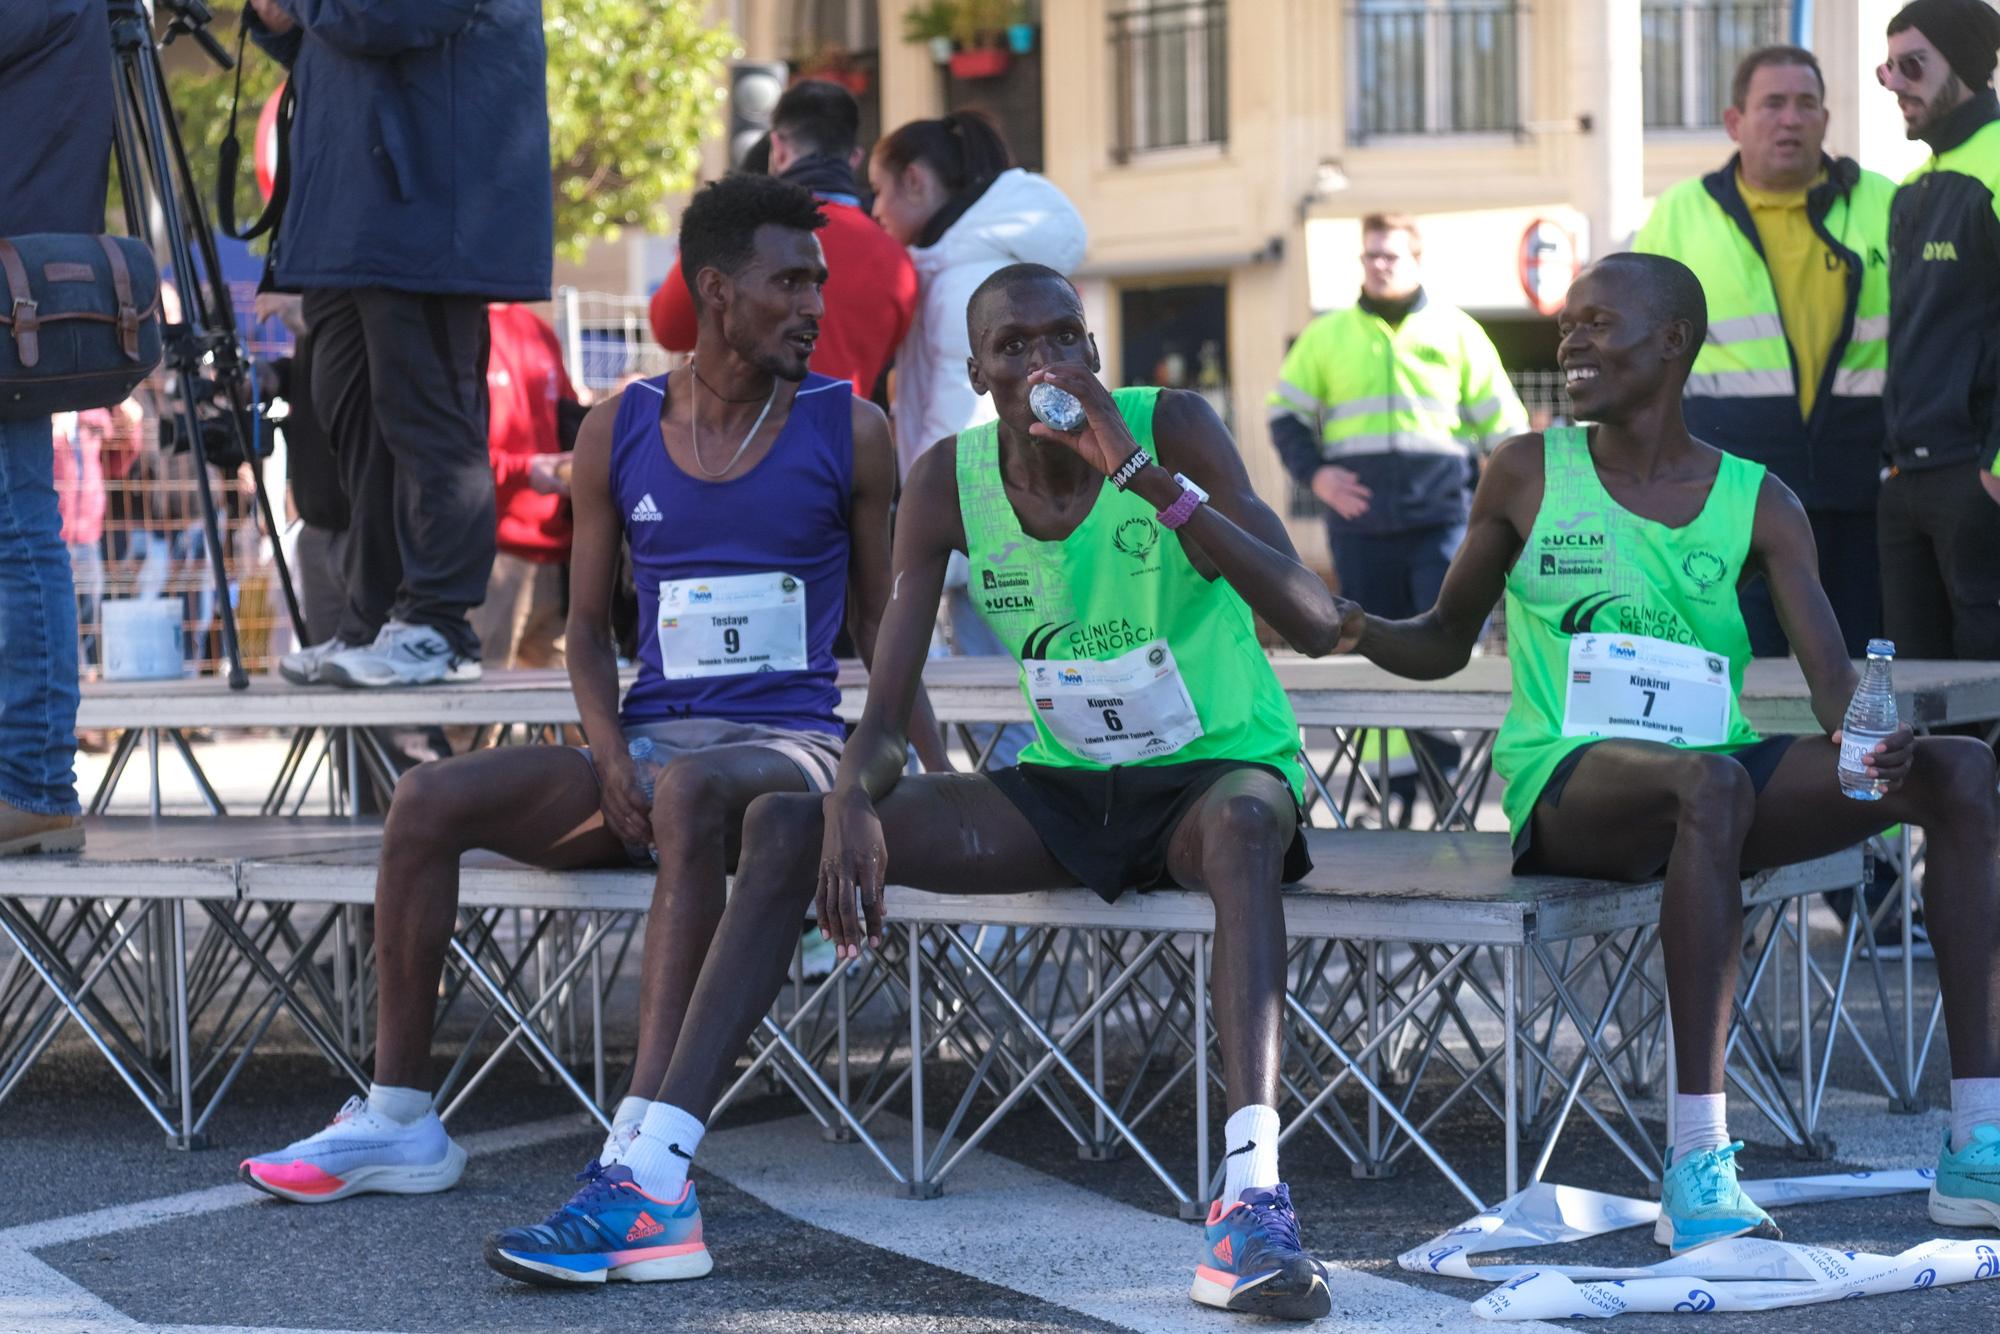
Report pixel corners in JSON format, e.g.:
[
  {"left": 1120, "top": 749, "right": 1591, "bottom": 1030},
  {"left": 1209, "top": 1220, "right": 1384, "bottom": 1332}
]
[
  {"left": 1563, "top": 633, "right": 1731, "bottom": 746},
  {"left": 1024, "top": 640, "right": 1205, "bottom": 765},
  {"left": 657, "top": 571, "right": 808, "bottom": 681}
]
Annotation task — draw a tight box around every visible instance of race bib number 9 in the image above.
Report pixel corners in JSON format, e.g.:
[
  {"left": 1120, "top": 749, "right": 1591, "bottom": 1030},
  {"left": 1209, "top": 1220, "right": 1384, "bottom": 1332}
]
[
  {"left": 657, "top": 571, "right": 808, "bottom": 681},
  {"left": 1563, "top": 633, "right": 1731, "bottom": 746},
  {"left": 1024, "top": 641, "right": 1205, "bottom": 765}
]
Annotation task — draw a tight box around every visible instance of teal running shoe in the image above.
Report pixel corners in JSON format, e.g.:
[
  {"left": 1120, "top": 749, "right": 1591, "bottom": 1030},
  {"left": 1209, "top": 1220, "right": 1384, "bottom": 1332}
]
[
  {"left": 1654, "top": 1142, "right": 1779, "bottom": 1254},
  {"left": 1931, "top": 1124, "right": 2000, "bottom": 1229}
]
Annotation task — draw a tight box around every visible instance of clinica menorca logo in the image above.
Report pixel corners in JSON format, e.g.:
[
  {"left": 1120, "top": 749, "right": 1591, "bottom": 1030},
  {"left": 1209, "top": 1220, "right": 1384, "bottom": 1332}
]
[{"left": 1559, "top": 591, "right": 1627, "bottom": 634}]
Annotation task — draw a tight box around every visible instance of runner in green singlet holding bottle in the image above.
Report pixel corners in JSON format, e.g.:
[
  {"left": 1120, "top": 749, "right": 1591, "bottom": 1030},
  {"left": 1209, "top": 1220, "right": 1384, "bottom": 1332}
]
[
  {"left": 631, "top": 263, "right": 1347, "bottom": 1320},
  {"left": 1343, "top": 253, "right": 2000, "bottom": 1252}
]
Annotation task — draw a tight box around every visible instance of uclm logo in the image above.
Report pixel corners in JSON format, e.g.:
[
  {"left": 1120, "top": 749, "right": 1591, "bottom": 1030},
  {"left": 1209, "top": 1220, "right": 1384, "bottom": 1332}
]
[{"left": 1609, "top": 640, "right": 1638, "bottom": 660}]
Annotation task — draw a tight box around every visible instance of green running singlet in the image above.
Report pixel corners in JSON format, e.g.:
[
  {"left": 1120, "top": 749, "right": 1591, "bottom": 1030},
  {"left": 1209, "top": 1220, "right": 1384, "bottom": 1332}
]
[
  {"left": 956, "top": 387, "right": 1304, "bottom": 799},
  {"left": 1494, "top": 425, "right": 1764, "bottom": 839}
]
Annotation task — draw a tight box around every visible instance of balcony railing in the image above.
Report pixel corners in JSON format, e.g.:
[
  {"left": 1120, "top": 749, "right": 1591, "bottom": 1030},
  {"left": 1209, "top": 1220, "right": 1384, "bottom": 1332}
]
[
  {"left": 1110, "top": 1, "right": 1229, "bottom": 162},
  {"left": 1348, "top": 1, "right": 1523, "bottom": 141},
  {"left": 1642, "top": 1, "right": 1792, "bottom": 129}
]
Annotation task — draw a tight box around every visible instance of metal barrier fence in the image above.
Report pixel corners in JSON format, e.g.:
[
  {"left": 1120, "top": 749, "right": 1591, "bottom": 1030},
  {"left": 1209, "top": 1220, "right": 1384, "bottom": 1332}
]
[
  {"left": 56, "top": 404, "right": 291, "bottom": 687},
  {"left": 554, "top": 288, "right": 681, "bottom": 397}
]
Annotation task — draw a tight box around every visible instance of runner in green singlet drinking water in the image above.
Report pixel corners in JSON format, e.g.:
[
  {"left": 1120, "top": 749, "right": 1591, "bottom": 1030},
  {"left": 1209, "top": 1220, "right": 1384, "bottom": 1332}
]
[
  {"left": 610, "top": 263, "right": 1348, "bottom": 1320},
  {"left": 1340, "top": 252, "right": 2000, "bottom": 1251}
]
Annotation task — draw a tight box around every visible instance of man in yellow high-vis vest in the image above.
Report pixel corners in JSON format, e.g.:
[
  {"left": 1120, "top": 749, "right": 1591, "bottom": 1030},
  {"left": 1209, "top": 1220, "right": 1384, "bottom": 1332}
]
[
  {"left": 1268, "top": 213, "right": 1526, "bottom": 617},
  {"left": 1635, "top": 45, "right": 1894, "bottom": 659}
]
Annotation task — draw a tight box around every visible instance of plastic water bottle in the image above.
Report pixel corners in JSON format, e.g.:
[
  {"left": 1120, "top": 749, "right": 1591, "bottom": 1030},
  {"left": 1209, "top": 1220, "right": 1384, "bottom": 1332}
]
[
  {"left": 624, "top": 736, "right": 661, "bottom": 859},
  {"left": 1837, "top": 639, "right": 1897, "bottom": 801}
]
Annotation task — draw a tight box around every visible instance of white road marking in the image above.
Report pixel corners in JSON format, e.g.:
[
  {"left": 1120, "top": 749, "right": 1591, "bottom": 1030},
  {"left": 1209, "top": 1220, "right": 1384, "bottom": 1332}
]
[
  {"left": 699, "top": 1113, "right": 1563, "bottom": 1334},
  {"left": 0, "top": 1113, "right": 588, "bottom": 1333}
]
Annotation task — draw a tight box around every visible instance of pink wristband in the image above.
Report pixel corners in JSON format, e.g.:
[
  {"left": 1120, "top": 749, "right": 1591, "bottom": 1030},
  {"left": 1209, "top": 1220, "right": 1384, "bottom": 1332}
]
[{"left": 1158, "top": 484, "right": 1204, "bottom": 530}]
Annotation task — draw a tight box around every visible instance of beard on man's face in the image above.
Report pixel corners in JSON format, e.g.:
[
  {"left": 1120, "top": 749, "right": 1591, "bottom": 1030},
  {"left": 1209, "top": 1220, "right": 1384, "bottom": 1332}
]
[{"left": 1907, "top": 71, "right": 1968, "bottom": 140}]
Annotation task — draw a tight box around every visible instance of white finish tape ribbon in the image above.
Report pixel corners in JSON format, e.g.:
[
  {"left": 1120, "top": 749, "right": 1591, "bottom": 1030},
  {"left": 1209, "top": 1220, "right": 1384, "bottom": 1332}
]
[{"left": 1397, "top": 1173, "right": 2000, "bottom": 1318}]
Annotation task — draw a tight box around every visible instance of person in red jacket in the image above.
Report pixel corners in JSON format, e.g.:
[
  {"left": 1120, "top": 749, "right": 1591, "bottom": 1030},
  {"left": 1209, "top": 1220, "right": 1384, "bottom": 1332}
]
[
  {"left": 476, "top": 303, "right": 582, "bottom": 669},
  {"left": 649, "top": 80, "right": 915, "bottom": 401}
]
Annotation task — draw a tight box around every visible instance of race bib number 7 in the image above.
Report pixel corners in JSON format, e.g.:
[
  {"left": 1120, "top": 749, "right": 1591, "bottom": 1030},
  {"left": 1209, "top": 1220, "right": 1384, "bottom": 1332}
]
[
  {"left": 1563, "top": 633, "right": 1732, "bottom": 746},
  {"left": 1024, "top": 641, "right": 1205, "bottom": 765},
  {"left": 657, "top": 571, "right": 808, "bottom": 681}
]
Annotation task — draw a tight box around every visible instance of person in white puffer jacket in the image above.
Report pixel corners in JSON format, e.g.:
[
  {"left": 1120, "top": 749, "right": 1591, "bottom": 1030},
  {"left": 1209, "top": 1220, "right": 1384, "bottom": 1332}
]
[
  {"left": 868, "top": 112, "right": 1088, "bottom": 765},
  {"left": 869, "top": 111, "right": 1089, "bottom": 479}
]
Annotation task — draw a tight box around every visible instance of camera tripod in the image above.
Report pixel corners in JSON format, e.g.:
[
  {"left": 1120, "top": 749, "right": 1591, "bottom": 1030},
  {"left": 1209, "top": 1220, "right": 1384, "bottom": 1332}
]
[{"left": 108, "top": 0, "right": 303, "bottom": 689}]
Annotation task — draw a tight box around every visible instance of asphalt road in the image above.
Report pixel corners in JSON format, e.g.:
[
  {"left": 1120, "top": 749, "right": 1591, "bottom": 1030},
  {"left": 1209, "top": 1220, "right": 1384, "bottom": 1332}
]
[{"left": 4, "top": 924, "right": 1997, "bottom": 1334}]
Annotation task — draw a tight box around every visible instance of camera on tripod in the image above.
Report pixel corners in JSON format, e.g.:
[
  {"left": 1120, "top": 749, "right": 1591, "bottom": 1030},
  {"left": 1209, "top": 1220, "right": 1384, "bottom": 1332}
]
[
  {"left": 109, "top": 0, "right": 302, "bottom": 686},
  {"left": 155, "top": 371, "right": 270, "bottom": 470}
]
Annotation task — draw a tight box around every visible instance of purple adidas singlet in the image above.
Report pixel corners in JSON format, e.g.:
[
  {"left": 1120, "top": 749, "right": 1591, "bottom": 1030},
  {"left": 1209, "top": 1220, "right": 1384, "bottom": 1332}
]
[{"left": 612, "top": 371, "right": 852, "bottom": 735}]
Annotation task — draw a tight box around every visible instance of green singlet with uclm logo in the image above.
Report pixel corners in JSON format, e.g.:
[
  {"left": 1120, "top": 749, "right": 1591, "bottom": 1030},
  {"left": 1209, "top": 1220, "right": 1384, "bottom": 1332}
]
[
  {"left": 956, "top": 386, "right": 1303, "bottom": 798},
  {"left": 1494, "top": 426, "right": 1765, "bottom": 839}
]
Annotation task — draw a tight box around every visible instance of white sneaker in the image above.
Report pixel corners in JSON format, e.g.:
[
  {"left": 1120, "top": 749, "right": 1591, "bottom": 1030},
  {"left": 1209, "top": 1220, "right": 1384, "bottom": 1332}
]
[
  {"left": 239, "top": 1095, "right": 467, "bottom": 1203},
  {"left": 277, "top": 637, "right": 363, "bottom": 686},
  {"left": 320, "top": 621, "right": 482, "bottom": 688}
]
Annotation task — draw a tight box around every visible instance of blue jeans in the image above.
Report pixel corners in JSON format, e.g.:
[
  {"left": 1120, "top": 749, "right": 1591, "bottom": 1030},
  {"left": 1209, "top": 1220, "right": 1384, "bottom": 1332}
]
[{"left": 0, "top": 415, "right": 80, "bottom": 814}]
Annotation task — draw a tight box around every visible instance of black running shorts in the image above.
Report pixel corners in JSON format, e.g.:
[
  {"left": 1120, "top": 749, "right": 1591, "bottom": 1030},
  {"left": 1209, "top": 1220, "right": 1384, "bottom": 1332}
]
[{"left": 987, "top": 759, "right": 1314, "bottom": 903}]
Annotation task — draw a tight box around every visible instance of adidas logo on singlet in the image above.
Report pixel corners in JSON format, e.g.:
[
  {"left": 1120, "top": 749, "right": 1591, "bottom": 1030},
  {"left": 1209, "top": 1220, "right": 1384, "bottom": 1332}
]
[{"left": 630, "top": 493, "right": 663, "bottom": 523}]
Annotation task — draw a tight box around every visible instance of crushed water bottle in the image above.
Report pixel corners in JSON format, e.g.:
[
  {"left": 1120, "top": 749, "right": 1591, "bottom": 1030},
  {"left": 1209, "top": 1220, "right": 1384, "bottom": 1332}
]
[
  {"left": 625, "top": 736, "right": 662, "bottom": 860},
  {"left": 1837, "top": 639, "right": 1897, "bottom": 801}
]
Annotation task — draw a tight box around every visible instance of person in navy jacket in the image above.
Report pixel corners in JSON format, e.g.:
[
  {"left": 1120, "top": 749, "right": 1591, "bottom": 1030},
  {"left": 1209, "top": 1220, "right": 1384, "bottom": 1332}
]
[{"left": 252, "top": 0, "right": 554, "bottom": 689}]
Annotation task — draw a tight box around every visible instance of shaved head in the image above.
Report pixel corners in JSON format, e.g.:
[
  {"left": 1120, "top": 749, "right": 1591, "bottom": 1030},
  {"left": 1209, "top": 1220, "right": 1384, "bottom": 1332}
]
[
  {"left": 967, "top": 263, "right": 1081, "bottom": 345},
  {"left": 1586, "top": 252, "right": 1708, "bottom": 359}
]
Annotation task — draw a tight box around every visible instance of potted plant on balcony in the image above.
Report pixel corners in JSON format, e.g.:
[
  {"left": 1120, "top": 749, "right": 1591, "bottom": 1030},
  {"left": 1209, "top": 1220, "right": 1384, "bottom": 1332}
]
[
  {"left": 902, "top": 1, "right": 957, "bottom": 66},
  {"left": 1006, "top": 1, "right": 1036, "bottom": 55},
  {"left": 799, "top": 43, "right": 872, "bottom": 97},
  {"left": 948, "top": 0, "right": 1013, "bottom": 79}
]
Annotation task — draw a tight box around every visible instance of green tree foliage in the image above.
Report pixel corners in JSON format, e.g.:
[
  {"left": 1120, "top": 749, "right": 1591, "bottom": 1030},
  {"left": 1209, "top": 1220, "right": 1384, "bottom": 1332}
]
[{"left": 165, "top": 2, "right": 735, "bottom": 261}]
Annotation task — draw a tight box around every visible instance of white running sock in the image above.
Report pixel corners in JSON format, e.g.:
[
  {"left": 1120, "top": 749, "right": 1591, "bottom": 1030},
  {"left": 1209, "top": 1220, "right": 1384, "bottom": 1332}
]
[
  {"left": 365, "top": 1083, "right": 431, "bottom": 1126},
  {"left": 1673, "top": 1093, "right": 1729, "bottom": 1159},
  {"left": 600, "top": 1096, "right": 654, "bottom": 1165},
  {"left": 1221, "top": 1104, "right": 1282, "bottom": 1203},
  {"left": 1950, "top": 1078, "right": 2000, "bottom": 1152},
  {"left": 621, "top": 1102, "right": 705, "bottom": 1200}
]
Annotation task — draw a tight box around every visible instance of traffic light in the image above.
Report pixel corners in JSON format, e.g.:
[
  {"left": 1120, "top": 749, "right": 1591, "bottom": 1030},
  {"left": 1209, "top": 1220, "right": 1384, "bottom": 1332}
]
[{"left": 728, "top": 61, "right": 789, "bottom": 171}]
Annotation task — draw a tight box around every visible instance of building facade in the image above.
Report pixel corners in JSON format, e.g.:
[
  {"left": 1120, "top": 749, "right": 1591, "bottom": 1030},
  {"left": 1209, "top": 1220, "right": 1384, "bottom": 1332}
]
[{"left": 595, "top": 1, "right": 1931, "bottom": 557}]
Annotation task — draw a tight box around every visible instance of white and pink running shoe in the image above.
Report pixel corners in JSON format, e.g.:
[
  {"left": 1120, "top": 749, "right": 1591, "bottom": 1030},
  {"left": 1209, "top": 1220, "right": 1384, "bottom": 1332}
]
[{"left": 240, "top": 1095, "right": 466, "bottom": 1203}]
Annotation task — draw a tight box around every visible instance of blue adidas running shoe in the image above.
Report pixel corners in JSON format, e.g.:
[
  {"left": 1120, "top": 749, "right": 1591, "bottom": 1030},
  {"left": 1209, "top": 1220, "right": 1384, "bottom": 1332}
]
[
  {"left": 1191, "top": 1183, "right": 1331, "bottom": 1320},
  {"left": 485, "top": 1162, "right": 712, "bottom": 1286},
  {"left": 1655, "top": 1141, "right": 1779, "bottom": 1254}
]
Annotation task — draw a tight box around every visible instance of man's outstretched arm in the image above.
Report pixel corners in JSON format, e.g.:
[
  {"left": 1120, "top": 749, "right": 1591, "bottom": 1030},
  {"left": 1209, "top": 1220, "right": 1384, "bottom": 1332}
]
[
  {"left": 844, "top": 399, "right": 951, "bottom": 773},
  {"left": 817, "top": 441, "right": 961, "bottom": 956},
  {"left": 1755, "top": 474, "right": 1912, "bottom": 786},
  {"left": 1025, "top": 370, "right": 1347, "bottom": 655},
  {"left": 1350, "top": 432, "right": 1532, "bottom": 678},
  {"left": 829, "top": 441, "right": 959, "bottom": 805},
  {"left": 1754, "top": 477, "right": 1862, "bottom": 726}
]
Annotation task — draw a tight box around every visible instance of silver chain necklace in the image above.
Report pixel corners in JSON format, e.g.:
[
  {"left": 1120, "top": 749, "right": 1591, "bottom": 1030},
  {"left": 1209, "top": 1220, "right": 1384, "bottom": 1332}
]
[{"left": 686, "top": 360, "right": 776, "bottom": 479}]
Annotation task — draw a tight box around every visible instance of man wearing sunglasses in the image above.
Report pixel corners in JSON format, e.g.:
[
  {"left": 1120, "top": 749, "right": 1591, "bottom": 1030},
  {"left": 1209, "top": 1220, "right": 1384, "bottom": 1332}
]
[{"left": 1877, "top": 0, "right": 2000, "bottom": 663}]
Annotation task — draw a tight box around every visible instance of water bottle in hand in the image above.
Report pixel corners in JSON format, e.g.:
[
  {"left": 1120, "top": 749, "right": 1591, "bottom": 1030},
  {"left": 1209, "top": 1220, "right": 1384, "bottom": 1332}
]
[
  {"left": 625, "top": 736, "right": 662, "bottom": 860},
  {"left": 1837, "top": 639, "right": 1897, "bottom": 801}
]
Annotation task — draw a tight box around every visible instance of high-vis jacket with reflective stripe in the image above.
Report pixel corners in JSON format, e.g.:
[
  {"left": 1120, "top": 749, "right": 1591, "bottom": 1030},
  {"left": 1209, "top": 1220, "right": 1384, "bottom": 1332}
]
[
  {"left": 1267, "top": 293, "right": 1527, "bottom": 534},
  {"left": 1885, "top": 93, "right": 2000, "bottom": 475},
  {"left": 1633, "top": 153, "right": 1892, "bottom": 512}
]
